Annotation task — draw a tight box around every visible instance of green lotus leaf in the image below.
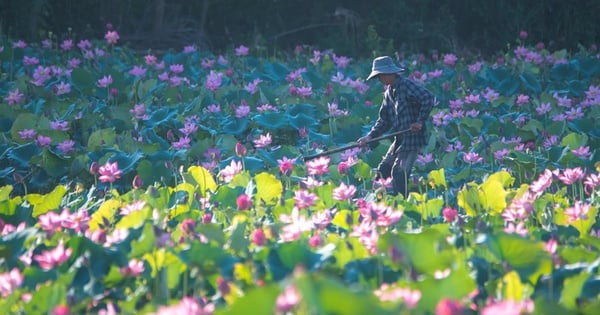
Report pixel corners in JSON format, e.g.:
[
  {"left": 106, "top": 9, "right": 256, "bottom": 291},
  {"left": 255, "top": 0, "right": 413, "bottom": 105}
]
[
  {"left": 89, "top": 199, "right": 121, "bottom": 231},
  {"left": 183, "top": 165, "right": 218, "bottom": 196},
  {"left": 254, "top": 172, "right": 283, "bottom": 206},
  {"left": 87, "top": 128, "right": 117, "bottom": 151},
  {"left": 26, "top": 184, "right": 67, "bottom": 217},
  {"left": 485, "top": 233, "right": 553, "bottom": 285}
]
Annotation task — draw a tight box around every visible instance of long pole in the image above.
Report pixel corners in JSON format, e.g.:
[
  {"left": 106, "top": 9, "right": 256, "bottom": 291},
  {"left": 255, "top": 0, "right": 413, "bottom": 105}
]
[{"left": 302, "top": 128, "right": 412, "bottom": 161}]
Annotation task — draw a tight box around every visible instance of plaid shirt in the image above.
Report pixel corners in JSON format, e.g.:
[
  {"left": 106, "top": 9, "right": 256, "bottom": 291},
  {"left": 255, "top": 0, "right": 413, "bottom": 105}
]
[{"left": 366, "top": 77, "right": 434, "bottom": 150}]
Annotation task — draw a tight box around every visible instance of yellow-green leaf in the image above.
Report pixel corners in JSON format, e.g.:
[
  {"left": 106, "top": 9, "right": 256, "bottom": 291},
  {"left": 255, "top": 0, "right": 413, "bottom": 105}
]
[
  {"left": 254, "top": 172, "right": 283, "bottom": 206},
  {"left": 428, "top": 168, "right": 447, "bottom": 189},
  {"left": 116, "top": 207, "right": 151, "bottom": 230},
  {"left": 331, "top": 210, "right": 352, "bottom": 230},
  {"left": 89, "top": 199, "right": 121, "bottom": 231},
  {"left": 480, "top": 178, "right": 507, "bottom": 215},
  {"left": 27, "top": 185, "right": 68, "bottom": 217},
  {"left": 457, "top": 183, "right": 481, "bottom": 216},
  {"left": 417, "top": 197, "right": 444, "bottom": 218},
  {"left": 183, "top": 165, "right": 217, "bottom": 196},
  {"left": 0, "top": 185, "right": 13, "bottom": 201},
  {"left": 486, "top": 234, "right": 553, "bottom": 285},
  {"left": 500, "top": 270, "right": 530, "bottom": 301},
  {"left": 487, "top": 170, "right": 515, "bottom": 188}
]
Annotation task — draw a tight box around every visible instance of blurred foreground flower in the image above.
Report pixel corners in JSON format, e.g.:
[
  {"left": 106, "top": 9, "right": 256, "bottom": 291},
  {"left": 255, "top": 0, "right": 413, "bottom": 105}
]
[{"left": 33, "top": 241, "right": 72, "bottom": 270}]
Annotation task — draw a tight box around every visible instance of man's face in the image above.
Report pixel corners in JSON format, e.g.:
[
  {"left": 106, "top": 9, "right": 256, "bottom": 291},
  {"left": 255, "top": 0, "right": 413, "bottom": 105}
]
[{"left": 377, "top": 73, "right": 395, "bottom": 85}]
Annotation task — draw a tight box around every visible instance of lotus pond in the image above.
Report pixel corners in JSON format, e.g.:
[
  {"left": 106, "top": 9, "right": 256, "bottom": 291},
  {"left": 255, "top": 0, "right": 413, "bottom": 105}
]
[{"left": 1, "top": 32, "right": 600, "bottom": 314}]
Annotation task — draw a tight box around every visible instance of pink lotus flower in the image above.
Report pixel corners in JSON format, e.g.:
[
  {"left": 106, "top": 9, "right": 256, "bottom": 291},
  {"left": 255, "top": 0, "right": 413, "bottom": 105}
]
[
  {"left": 253, "top": 133, "right": 272, "bottom": 148},
  {"left": 293, "top": 189, "right": 318, "bottom": 209},
  {"left": 60, "top": 39, "right": 74, "bottom": 50},
  {"left": 128, "top": 65, "right": 147, "bottom": 77},
  {"left": 277, "top": 156, "right": 296, "bottom": 176},
  {"left": 97, "top": 75, "right": 113, "bottom": 88},
  {"left": 219, "top": 160, "right": 243, "bottom": 183},
  {"left": 235, "top": 142, "right": 247, "bottom": 157},
  {"left": 337, "top": 161, "right": 350, "bottom": 175},
  {"left": 295, "top": 86, "right": 312, "bottom": 98},
  {"left": 504, "top": 221, "right": 528, "bottom": 236},
  {"left": 251, "top": 229, "right": 267, "bottom": 246},
  {"left": 519, "top": 30, "right": 528, "bottom": 39},
  {"left": 235, "top": 45, "right": 249, "bottom": 56},
  {"left": 462, "top": 152, "right": 484, "bottom": 164},
  {"left": 36, "top": 135, "right": 52, "bottom": 147},
  {"left": 482, "top": 299, "right": 532, "bottom": 315},
  {"left": 235, "top": 102, "right": 251, "bottom": 118},
  {"left": 276, "top": 285, "right": 301, "bottom": 313},
  {"left": 130, "top": 103, "right": 149, "bottom": 120},
  {"left": 332, "top": 54, "right": 351, "bottom": 68},
  {"left": 5, "top": 88, "right": 24, "bottom": 105},
  {"left": 442, "top": 207, "right": 458, "bottom": 223},
  {"left": 244, "top": 78, "right": 262, "bottom": 94},
  {"left": 374, "top": 177, "right": 393, "bottom": 189},
  {"left": 201, "top": 58, "right": 215, "bottom": 69},
  {"left": 416, "top": 153, "right": 434, "bottom": 166},
  {"left": 236, "top": 193, "right": 252, "bottom": 210},
  {"left": 120, "top": 200, "right": 147, "bottom": 215},
  {"left": 33, "top": 241, "right": 72, "bottom": 270},
  {"left": 144, "top": 54, "right": 157, "bottom": 66},
  {"left": 62, "top": 208, "right": 90, "bottom": 234},
  {"left": 77, "top": 39, "right": 92, "bottom": 50},
  {"left": 206, "top": 104, "right": 221, "bottom": 113},
  {"left": 287, "top": 67, "right": 307, "bottom": 82},
  {"left": 38, "top": 209, "right": 70, "bottom": 235},
  {"left": 443, "top": 53, "right": 458, "bottom": 67},
  {"left": 572, "top": 146, "right": 591, "bottom": 159},
  {"left": 104, "top": 30, "right": 119, "bottom": 45},
  {"left": 327, "top": 102, "right": 348, "bottom": 117},
  {"left": 305, "top": 156, "right": 330, "bottom": 176},
  {"left": 205, "top": 71, "right": 223, "bottom": 92},
  {"left": 149, "top": 296, "right": 215, "bottom": 315},
  {"left": 279, "top": 208, "right": 314, "bottom": 242},
  {"left": 120, "top": 259, "right": 145, "bottom": 276},
  {"left": 529, "top": 169, "right": 554, "bottom": 197},
  {"left": 18, "top": 129, "right": 36, "bottom": 140},
  {"left": 23, "top": 56, "right": 39, "bottom": 66},
  {"left": 98, "top": 161, "right": 122, "bottom": 183},
  {"left": 172, "top": 136, "right": 191, "bottom": 150},
  {"left": 557, "top": 167, "right": 585, "bottom": 185},
  {"left": 332, "top": 182, "right": 356, "bottom": 201},
  {"left": 50, "top": 120, "right": 70, "bottom": 131},
  {"left": 0, "top": 268, "right": 24, "bottom": 297},
  {"left": 516, "top": 94, "right": 530, "bottom": 106},
  {"left": 436, "top": 298, "right": 465, "bottom": 315},
  {"left": 12, "top": 40, "right": 27, "bottom": 49},
  {"left": 564, "top": 201, "right": 590, "bottom": 223},
  {"left": 374, "top": 283, "right": 421, "bottom": 308},
  {"left": 584, "top": 173, "right": 600, "bottom": 195}
]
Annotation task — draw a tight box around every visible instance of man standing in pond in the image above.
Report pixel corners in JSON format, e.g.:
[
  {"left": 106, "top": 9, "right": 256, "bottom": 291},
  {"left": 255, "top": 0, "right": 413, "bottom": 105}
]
[{"left": 357, "top": 56, "right": 435, "bottom": 198}]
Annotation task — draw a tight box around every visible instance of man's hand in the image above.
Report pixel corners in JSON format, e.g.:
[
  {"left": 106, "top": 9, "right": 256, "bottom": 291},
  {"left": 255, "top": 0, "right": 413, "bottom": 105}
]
[
  {"left": 357, "top": 135, "right": 372, "bottom": 146},
  {"left": 410, "top": 122, "right": 423, "bottom": 132}
]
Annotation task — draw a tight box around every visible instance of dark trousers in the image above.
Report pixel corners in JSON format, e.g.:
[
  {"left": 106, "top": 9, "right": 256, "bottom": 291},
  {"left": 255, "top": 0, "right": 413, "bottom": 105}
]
[{"left": 376, "top": 144, "right": 419, "bottom": 197}]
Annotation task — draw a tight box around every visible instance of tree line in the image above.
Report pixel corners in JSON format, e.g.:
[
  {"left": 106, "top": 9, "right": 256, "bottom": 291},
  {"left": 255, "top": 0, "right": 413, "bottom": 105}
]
[{"left": 1, "top": 0, "right": 599, "bottom": 57}]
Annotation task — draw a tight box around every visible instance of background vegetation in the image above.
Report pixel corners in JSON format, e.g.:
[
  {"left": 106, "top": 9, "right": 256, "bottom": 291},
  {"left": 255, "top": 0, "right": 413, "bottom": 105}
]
[{"left": 1, "top": 0, "right": 599, "bottom": 57}]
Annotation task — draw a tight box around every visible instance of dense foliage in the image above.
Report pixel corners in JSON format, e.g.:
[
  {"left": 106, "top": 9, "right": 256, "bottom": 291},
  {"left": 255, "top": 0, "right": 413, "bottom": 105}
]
[
  {"left": 0, "top": 27, "right": 600, "bottom": 314},
  {"left": 2, "top": 0, "right": 600, "bottom": 56}
]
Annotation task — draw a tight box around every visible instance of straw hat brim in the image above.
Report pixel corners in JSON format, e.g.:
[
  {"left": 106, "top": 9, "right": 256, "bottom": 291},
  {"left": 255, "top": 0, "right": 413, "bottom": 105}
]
[{"left": 366, "top": 65, "right": 405, "bottom": 80}]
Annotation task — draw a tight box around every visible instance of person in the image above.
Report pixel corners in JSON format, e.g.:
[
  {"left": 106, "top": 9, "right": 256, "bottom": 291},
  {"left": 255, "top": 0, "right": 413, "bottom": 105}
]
[{"left": 357, "top": 56, "right": 434, "bottom": 197}]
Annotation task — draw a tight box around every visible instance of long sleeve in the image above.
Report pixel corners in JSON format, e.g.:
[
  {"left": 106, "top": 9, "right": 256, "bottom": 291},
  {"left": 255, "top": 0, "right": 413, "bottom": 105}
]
[
  {"left": 367, "top": 89, "right": 394, "bottom": 138},
  {"left": 406, "top": 79, "right": 434, "bottom": 125}
]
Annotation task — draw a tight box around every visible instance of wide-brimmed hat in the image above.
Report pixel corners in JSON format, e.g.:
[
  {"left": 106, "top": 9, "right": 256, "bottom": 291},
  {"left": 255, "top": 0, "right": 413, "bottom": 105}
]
[{"left": 366, "top": 56, "right": 405, "bottom": 80}]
